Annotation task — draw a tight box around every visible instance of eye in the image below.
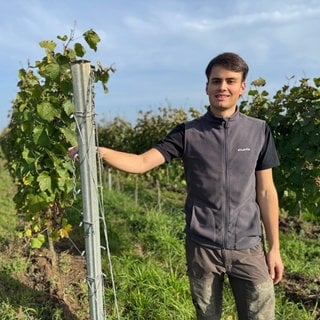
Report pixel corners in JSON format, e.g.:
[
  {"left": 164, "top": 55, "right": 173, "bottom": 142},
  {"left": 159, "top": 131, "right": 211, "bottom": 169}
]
[{"left": 210, "top": 79, "right": 221, "bottom": 84}]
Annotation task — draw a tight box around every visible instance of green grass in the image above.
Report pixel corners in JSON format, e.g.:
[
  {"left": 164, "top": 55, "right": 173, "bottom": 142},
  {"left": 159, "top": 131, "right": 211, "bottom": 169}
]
[
  {"left": 102, "top": 183, "right": 319, "bottom": 320},
  {"left": 0, "top": 158, "right": 16, "bottom": 240},
  {"left": 0, "top": 163, "right": 319, "bottom": 319}
]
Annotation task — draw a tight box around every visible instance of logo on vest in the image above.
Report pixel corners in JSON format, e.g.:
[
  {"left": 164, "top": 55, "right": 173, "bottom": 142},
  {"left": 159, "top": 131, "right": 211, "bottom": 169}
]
[{"left": 237, "top": 147, "right": 251, "bottom": 152}]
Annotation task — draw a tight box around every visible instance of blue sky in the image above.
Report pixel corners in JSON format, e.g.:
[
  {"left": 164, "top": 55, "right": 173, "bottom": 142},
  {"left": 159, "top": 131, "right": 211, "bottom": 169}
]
[{"left": 1, "top": 0, "right": 320, "bottom": 131}]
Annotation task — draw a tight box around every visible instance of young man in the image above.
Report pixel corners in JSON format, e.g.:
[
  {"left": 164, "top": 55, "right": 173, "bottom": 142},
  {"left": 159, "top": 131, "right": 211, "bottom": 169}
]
[{"left": 68, "top": 52, "right": 284, "bottom": 319}]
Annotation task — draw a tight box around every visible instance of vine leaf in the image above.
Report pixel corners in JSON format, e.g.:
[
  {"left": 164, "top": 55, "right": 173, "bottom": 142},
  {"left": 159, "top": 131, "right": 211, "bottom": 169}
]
[
  {"left": 60, "top": 127, "right": 77, "bottom": 145},
  {"left": 32, "top": 126, "right": 50, "bottom": 146},
  {"left": 37, "top": 101, "right": 59, "bottom": 121},
  {"left": 30, "top": 234, "right": 46, "bottom": 249},
  {"left": 37, "top": 171, "right": 52, "bottom": 192},
  {"left": 74, "top": 42, "right": 86, "bottom": 57},
  {"left": 39, "top": 40, "right": 57, "bottom": 54},
  {"left": 83, "top": 29, "right": 100, "bottom": 51}
]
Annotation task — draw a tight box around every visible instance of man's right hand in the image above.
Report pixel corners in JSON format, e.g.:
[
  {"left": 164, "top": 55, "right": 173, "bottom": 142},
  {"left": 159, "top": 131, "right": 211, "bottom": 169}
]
[{"left": 68, "top": 146, "right": 79, "bottom": 161}]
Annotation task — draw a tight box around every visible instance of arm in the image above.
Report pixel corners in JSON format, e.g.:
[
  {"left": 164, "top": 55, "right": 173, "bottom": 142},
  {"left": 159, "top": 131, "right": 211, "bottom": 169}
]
[
  {"left": 98, "top": 147, "right": 165, "bottom": 173},
  {"left": 256, "top": 168, "right": 284, "bottom": 284},
  {"left": 68, "top": 146, "right": 166, "bottom": 174}
]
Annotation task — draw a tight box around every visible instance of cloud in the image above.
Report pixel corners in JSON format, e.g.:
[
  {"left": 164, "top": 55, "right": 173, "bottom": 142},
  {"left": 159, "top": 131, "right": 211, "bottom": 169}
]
[{"left": 0, "top": 0, "right": 320, "bottom": 131}]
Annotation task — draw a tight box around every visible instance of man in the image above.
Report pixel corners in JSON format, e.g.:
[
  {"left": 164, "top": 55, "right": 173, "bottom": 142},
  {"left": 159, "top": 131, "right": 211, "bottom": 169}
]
[{"left": 68, "top": 52, "right": 284, "bottom": 319}]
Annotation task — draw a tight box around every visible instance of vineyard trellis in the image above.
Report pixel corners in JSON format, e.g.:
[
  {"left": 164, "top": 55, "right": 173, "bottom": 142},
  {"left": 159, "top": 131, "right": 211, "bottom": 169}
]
[{"left": 71, "top": 60, "right": 120, "bottom": 319}]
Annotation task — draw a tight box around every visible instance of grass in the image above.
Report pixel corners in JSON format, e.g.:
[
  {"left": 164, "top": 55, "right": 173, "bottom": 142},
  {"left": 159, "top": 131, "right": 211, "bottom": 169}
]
[
  {"left": 102, "top": 181, "right": 320, "bottom": 320},
  {"left": 0, "top": 163, "right": 319, "bottom": 319},
  {"left": 0, "top": 158, "right": 16, "bottom": 240}
]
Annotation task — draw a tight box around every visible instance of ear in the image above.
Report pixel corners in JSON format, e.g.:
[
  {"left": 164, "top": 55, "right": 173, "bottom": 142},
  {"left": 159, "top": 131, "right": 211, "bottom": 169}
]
[
  {"left": 240, "top": 81, "right": 246, "bottom": 94},
  {"left": 205, "top": 82, "right": 209, "bottom": 95}
]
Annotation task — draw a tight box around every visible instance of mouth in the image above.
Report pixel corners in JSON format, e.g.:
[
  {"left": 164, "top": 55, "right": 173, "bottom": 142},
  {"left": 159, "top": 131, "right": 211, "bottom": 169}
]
[{"left": 215, "top": 94, "right": 230, "bottom": 101}]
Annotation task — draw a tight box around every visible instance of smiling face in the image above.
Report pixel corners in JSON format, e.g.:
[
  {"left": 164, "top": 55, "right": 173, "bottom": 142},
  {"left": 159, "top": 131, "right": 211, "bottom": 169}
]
[{"left": 206, "top": 66, "right": 246, "bottom": 118}]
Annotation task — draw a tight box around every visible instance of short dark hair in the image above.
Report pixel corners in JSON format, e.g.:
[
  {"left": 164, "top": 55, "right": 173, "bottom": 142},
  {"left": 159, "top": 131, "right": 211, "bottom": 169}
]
[{"left": 205, "top": 52, "right": 249, "bottom": 81}]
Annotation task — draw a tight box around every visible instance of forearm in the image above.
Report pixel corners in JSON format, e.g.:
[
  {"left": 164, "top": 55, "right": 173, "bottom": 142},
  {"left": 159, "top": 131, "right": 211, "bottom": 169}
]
[
  {"left": 257, "top": 187, "right": 280, "bottom": 250},
  {"left": 257, "top": 183, "right": 284, "bottom": 283},
  {"left": 97, "top": 147, "right": 165, "bottom": 174}
]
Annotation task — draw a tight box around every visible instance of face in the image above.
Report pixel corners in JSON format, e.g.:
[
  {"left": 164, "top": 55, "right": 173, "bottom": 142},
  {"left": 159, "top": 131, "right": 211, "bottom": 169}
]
[{"left": 206, "top": 66, "right": 246, "bottom": 117}]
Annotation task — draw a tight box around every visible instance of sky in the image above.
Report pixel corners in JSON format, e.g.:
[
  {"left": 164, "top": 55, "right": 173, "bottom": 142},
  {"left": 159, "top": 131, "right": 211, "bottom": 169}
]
[{"left": 1, "top": 0, "right": 320, "bottom": 131}]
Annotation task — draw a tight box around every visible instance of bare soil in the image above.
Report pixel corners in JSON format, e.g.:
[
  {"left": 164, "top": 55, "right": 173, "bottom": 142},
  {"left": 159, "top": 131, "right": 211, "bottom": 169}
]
[{"left": 11, "top": 239, "right": 88, "bottom": 320}]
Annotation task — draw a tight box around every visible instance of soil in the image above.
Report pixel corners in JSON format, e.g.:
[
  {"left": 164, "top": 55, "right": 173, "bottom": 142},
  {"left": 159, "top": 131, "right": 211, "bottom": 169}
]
[
  {"left": 281, "top": 273, "right": 320, "bottom": 319},
  {"left": 15, "top": 240, "right": 88, "bottom": 320},
  {"left": 7, "top": 216, "right": 320, "bottom": 319}
]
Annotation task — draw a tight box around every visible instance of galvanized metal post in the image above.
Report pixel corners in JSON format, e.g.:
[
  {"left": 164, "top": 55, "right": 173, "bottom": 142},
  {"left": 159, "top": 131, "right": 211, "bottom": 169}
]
[{"left": 71, "top": 60, "right": 105, "bottom": 320}]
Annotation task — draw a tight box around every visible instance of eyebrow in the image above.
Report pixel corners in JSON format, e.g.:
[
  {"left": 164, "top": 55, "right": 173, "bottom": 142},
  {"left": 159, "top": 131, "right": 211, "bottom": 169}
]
[{"left": 210, "top": 77, "right": 239, "bottom": 81}]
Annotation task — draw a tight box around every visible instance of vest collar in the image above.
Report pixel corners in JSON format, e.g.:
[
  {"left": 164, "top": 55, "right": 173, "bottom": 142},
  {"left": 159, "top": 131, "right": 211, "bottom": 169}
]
[{"left": 205, "top": 106, "right": 240, "bottom": 123}]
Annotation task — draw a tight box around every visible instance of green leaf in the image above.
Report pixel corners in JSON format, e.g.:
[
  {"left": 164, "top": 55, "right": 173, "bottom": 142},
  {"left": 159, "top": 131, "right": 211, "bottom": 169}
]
[
  {"left": 100, "top": 69, "right": 110, "bottom": 84},
  {"left": 32, "top": 126, "right": 50, "bottom": 146},
  {"left": 37, "top": 102, "right": 59, "bottom": 121},
  {"left": 21, "top": 121, "right": 32, "bottom": 134},
  {"left": 56, "top": 173, "right": 68, "bottom": 191},
  {"left": 30, "top": 234, "right": 46, "bottom": 249},
  {"left": 57, "top": 34, "right": 68, "bottom": 41},
  {"left": 248, "top": 89, "right": 258, "bottom": 96},
  {"left": 37, "top": 171, "right": 52, "bottom": 192},
  {"left": 83, "top": 29, "right": 100, "bottom": 51},
  {"left": 26, "top": 192, "right": 48, "bottom": 212},
  {"left": 44, "top": 62, "right": 60, "bottom": 80},
  {"left": 65, "top": 47, "right": 77, "bottom": 60},
  {"left": 62, "top": 99, "right": 74, "bottom": 116},
  {"left": 101, "top": 82, "right": 109, "bottom": 94},
  {"left": 313, "top": 77, "right": 320, "bottom": 88},
  {"left": 22, "top": 147, "right": 35, "bottom": 164},
  {"left": 251, "top": 77, "right": 266, "bottom": 87},
  {"left": 60, "top": 127, "right": 77, "bottom": 145},
  {"left": 74, "top": 42, "right": 86, "bottom": 57}
]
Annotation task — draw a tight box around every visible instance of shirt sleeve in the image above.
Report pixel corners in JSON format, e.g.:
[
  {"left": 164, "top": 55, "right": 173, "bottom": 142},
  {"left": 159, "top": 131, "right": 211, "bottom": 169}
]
[
  {"left": 153, "top": 123, "right": 185, "bottom": 163},
  {"left": 256, "top": 123, "right": 280, "bottom": 171}
]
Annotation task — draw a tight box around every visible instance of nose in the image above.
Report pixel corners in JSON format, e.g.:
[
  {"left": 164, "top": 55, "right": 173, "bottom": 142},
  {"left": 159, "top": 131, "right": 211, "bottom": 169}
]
[{"left": 218, "top": 80, "right": 228, "bottom": 91}]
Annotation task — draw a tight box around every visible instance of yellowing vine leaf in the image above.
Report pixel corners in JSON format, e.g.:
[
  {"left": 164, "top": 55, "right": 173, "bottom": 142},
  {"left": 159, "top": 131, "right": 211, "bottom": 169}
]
[
  {"left": 59, "top": 224, "right": 73, "bottom": 238},
  {"left": 39, "top": 40, "right": 57, "bottom": 55}
]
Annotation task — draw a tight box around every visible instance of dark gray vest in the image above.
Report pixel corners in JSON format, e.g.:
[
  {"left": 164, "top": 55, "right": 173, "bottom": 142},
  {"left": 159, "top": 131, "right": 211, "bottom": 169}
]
[{"left": 183, "top": 110, "right": 266, "bottom": 249}]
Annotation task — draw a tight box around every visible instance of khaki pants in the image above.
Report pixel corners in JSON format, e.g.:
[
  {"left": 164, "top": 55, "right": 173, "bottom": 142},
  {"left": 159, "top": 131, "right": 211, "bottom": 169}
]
[{"left": 186, "top": 238, "right": 275, "bottom": 320}]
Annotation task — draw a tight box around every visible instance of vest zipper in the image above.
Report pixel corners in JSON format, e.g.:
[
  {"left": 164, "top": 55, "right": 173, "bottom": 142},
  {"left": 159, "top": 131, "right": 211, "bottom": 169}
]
[{"left": 223, "top": 120, "right": 230, "bottom": 249}]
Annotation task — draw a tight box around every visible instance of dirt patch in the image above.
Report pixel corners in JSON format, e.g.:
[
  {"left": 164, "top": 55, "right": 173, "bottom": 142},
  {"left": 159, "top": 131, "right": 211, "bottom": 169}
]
[
  {"left": 15, "top": 242, "right": 88, "bottom": 319},
  {"left": 279, "top": 216, "right": 320, "bottom": 239},
  {"left": 280, "top": 273, "right": 320, "bottom": 319}
]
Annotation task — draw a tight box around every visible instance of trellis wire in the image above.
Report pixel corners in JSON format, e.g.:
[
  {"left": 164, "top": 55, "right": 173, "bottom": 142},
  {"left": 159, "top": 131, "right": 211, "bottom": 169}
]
[{"left": 95, "top": 127, "right": 121, "bottom": 319}]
